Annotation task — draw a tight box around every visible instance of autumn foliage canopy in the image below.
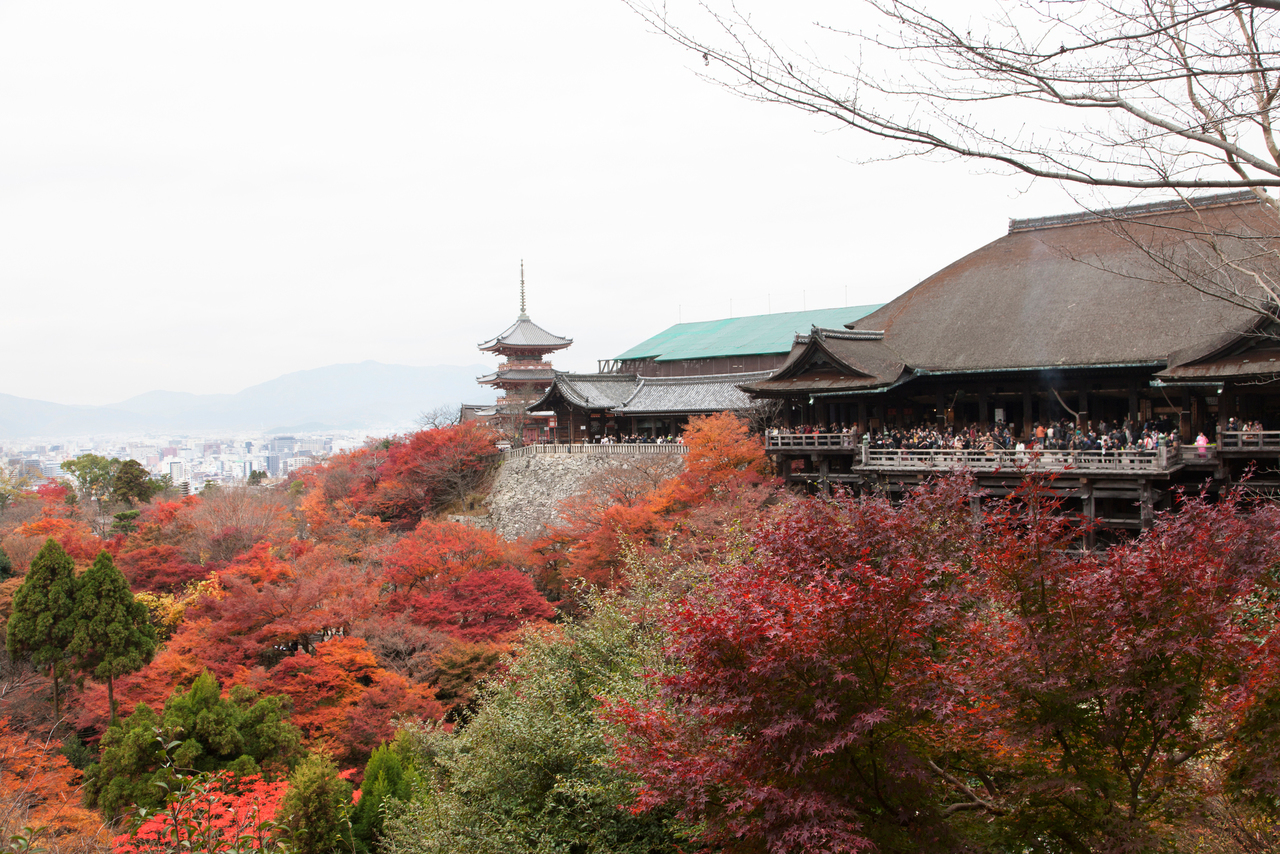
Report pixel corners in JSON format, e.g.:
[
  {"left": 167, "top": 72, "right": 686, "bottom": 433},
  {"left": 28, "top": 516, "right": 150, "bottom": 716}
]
[{"left": 606, "top": 477, "right": 1280, "bottom": 854}]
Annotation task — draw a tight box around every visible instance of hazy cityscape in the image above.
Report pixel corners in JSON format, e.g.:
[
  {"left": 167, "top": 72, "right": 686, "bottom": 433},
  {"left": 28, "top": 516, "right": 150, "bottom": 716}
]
[{"left": 2, "top": 430, "right": 373, "bottom": 492}]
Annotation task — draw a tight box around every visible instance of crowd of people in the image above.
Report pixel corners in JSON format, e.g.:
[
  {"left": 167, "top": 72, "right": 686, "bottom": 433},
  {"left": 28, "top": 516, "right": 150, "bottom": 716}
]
[
  {"left": 772, "top": 417, "right": 1185, "bottom": 454},
  {"left": 597, "top": 434, "right": 682, "bottom": 445},
  {"left": 1225, "top": 417, "right": 1266, "bottom": 433},
  {"left": 540, "top": 416, "right": 1267, "bottom": 452}
]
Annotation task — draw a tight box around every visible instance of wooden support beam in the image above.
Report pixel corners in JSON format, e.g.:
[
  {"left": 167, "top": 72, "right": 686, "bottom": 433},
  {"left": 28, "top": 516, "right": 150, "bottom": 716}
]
[
  {"left": 1023, "top": 385, "right": 1033, "bottom": 438},
  {"left": 1080, "top": 482, "right": 1097, "bottom": 551}
]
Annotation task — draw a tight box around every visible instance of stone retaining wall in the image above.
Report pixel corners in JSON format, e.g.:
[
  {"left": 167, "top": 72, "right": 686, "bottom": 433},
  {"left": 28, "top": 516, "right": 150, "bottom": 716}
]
[{"left": 479, "top": 452, "right": 683, "bottom": 541}]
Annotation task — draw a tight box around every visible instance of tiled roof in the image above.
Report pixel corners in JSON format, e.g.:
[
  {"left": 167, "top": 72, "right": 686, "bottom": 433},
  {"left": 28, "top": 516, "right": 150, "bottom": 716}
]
[
  {"left": 615, "top": 305, "right": 883, "bottom": 362},
  {"left": 614, "top": 371, "right": 773, "bottom": 414},
  {"left": 530, "top": 373, "right": 641, "bottom": 411},
  {"left": 742, "top": 329, "right": 908, "bottom": 396},
  {"left": 478, "top": 315, "right": 572, "bottom": 352},
  {"left": 476, "top": 366, "right": 557, "bottom": 386}
]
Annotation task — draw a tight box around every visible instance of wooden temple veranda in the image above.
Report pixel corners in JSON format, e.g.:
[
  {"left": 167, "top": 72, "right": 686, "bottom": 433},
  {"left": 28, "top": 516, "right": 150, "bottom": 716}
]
[{"left": 740, "top": 192, "right": 1280, "bottom": 539}]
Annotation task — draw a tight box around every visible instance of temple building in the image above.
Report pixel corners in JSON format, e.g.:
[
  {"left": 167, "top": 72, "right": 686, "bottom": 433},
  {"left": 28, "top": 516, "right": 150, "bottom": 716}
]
[
  {"left": 472, "top": 264, "right": 572, "bottom": 445},
  {"left": 745, "top": 191, "right": 1280, "bottom": 538},
  {"left": 532, "top": 305, "right": 883, "bottom": 442}
]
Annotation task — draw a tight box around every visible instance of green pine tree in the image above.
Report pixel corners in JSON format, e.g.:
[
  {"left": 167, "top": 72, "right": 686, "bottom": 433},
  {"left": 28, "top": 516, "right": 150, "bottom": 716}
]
[
  {"left": 69, "top": 550, "right": 157, "bottom": 725},
  {"left": 0, "top": 545, "right": 12, "bottom": 580},
  {"left": 6, "top": 539, "right": 78, "bottom": 722},
  {"left": 111, "top": 459, "right": 157, "bottom": 506}
]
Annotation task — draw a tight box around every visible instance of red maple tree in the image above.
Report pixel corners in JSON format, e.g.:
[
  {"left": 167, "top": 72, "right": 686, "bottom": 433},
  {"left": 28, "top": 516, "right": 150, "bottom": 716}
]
[{"left": 608, "top": 476, "right": 1280, "bottom": 853}]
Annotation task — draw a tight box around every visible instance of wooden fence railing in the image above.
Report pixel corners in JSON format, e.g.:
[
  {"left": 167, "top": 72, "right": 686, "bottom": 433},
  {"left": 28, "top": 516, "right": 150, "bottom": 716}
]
[
  {"left": 767, "top": 433, "right": 1177, "bottom": 474},
  {"left": 860, "top": 447, "right": 1170, "bottom": 474},
  {"left": 765, "top": 432, "right": 859, "bottom": 450},
  {"left": 1218, "top": 430, "right": 1280, "bottom": 450}
]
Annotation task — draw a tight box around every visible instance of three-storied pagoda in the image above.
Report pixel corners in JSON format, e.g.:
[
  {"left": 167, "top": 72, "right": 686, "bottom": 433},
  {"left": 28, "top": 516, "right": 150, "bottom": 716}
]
[{"left": 475, "top": 263, "right": 572, "bottom": 445}]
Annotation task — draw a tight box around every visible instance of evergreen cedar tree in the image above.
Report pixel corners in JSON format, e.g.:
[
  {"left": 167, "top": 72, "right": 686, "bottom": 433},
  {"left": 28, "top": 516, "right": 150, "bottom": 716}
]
[
  {"left": 69, "top": 550, "right": 157, "bottom": 725},
  {"left": 605, "top": 477, "right": 1280, "bottom": 854},
  {"left": 6, "top": 539, "right": 78, "bottom": 721}
]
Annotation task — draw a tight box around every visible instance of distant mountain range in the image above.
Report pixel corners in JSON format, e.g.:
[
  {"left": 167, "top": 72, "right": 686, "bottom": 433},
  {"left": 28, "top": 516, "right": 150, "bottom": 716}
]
[{"left": 0, "top": 362, "right": 496, "bottom": 439}]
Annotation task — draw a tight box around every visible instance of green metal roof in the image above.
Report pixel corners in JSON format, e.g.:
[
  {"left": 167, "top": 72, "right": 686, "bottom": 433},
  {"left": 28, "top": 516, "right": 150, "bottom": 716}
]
[{"left": 615, "top": 305, "right": 884, "bottom": 362}]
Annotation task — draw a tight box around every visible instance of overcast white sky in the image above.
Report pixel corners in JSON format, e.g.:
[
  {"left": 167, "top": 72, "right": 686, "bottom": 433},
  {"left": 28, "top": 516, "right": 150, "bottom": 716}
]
[{"left": 0, "top": 1, "right": 1086, "bottom": 406}]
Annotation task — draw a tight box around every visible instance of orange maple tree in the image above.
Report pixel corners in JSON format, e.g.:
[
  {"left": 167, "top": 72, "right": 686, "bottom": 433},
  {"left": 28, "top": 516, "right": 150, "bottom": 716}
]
[
  {"left": 244, "top": 636, "right": 443, "bottom": 766},
  {"left": 0, "top": 717, "right": 104, "bottom": 849}
]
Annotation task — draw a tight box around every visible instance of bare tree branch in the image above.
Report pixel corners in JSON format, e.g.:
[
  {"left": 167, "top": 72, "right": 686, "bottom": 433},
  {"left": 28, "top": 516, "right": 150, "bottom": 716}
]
[
  {"left": 625, "top": 0, "right": 1280, "bottom": 316},
  {"left": 624, "top": 1, "right": 1280, "bottom": 191}
]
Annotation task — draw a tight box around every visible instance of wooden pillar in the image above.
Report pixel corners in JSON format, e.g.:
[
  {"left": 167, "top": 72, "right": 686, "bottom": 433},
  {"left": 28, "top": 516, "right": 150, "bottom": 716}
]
[
  {"left": 1128, "top": 381, "right": 1139, "bottom": 426},
  {"left": 1081, "top": 482, "right": 1097, "bottom": 551},
  {"left": 978, "top": 391, "right": 989, "bottom": 426},
  {"left": 857, "top": 400, "right": 867, "bottom": 431},
  {"left": 818, "top": 456, "right": 831, "bottom": 496},
  {"left": 1079, "top": 388, "right": 1089, "bottom": 428},
  {"left": 1022, "top": 386, "right": 1034, "bottom": 438},
  {"left": 1139, "top": 480, "right": 1155, "bottom": 529},
  {"left": 1218, "top": 388, "right": 1231, "bottom": 437},
  {"left": 935, "top": 391, "right": 946, "bottom": 424}
]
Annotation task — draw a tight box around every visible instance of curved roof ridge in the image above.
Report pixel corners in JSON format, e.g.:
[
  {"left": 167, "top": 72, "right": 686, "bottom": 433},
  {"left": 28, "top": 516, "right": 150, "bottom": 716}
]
[
  {"left": 639, "top": 369, "right": 775, "bottom": 384},
  {"left": 1008, "top": 190, "right": 1260, "bottom": 234},
  {"left": 478, "top": 316, "right": 572, "bottom": 351}
]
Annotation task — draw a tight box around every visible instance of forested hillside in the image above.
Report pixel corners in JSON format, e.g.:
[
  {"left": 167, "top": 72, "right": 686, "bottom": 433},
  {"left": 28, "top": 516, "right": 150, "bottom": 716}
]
[{"left": 1, "top": 414, "right": 1278, "bottom": 853}]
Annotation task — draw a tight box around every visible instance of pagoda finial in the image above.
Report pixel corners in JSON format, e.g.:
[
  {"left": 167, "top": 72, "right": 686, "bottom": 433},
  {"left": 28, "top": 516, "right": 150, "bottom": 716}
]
[{"left": 519, "top": 260, "right": 528, "bottom": 318}]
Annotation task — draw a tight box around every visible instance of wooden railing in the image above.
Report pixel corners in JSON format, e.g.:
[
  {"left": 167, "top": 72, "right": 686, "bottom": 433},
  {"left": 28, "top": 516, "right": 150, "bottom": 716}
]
[
  {"left": 1218, "top": 430, "right": 1280, "bottom": 451},
  {"left": 767, "top": 433, "right": 1176, "bottom": 473},
  {"left": 860, "top": 447, "right": 1170, "bottom": 474},
  {"left": 501, "top": 443, "right": 688, "bottom": 461},
  {"left": 766, "top": 432, "right": 860, "bottom": 450},
  {"left": 1180, "top": 445, "right": 1217, "bottom": 464}
]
